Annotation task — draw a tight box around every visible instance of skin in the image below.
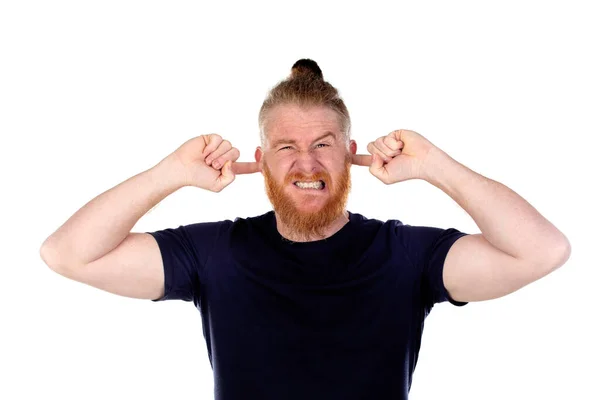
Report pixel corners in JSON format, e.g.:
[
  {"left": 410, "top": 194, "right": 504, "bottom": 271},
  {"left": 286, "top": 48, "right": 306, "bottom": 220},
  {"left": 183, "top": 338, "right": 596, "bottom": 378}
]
[
  {"left": 255, "top": 104, "right": 357, "bottom": 242},
  {"left": 192, "top": 103, "right": 571, "bottom": 303}
]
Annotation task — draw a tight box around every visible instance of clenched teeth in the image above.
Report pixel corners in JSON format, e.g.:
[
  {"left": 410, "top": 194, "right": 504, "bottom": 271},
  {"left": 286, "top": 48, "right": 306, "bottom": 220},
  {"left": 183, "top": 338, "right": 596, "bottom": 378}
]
[{"left": 294, "top": 180, "right": 324, "bottom": 190}]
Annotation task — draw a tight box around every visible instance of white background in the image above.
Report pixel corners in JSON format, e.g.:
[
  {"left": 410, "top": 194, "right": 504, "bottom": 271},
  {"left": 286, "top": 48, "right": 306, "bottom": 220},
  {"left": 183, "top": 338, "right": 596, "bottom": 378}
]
[{"left": 1, "top": 1, "right": 598, "bottom": 399}]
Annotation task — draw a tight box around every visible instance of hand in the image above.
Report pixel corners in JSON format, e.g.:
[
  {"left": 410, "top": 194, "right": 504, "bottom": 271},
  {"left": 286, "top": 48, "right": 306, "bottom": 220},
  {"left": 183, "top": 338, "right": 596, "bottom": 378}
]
[
  {"left": 171, "top": 134, "right": 259, "bottom": 192},
  {"left": 352, "top": 129, "right": 437, "bottom": 184}
]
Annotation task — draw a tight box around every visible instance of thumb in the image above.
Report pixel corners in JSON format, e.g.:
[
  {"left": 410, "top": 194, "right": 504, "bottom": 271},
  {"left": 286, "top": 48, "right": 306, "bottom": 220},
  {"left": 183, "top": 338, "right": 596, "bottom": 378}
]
[
  {"left": 369, "top": 153, "right": 387, "bottom": 181},
  {"left": 217, "top": 160, "right": 236, "bottom": 188}
]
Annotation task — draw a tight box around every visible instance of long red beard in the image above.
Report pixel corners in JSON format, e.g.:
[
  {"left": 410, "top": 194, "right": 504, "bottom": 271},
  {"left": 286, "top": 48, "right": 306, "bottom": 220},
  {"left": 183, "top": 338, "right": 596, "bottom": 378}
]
[{"left": 263, "top": 155, "right": 352, "bottom": 241}]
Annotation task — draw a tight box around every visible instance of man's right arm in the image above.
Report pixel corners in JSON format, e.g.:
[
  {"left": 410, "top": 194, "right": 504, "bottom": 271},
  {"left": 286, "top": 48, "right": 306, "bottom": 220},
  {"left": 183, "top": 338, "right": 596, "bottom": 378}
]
[
  {"left": 40, "top": 134, "right": 251, "bottom": 300},
  {"left": 39, "top": 153, "right": 187, "bottom": 300}
]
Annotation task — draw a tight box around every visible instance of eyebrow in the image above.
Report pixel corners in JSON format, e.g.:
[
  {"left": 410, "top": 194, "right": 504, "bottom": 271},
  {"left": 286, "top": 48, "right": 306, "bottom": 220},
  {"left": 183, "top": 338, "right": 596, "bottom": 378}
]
[{"left": 270, "top": 131, "right": 336, "bottom": 148}]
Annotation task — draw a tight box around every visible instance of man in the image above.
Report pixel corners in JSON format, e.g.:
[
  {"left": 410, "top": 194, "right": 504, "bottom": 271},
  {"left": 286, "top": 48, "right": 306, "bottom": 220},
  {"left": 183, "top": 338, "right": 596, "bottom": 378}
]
[{"left": 40, "top": 59, "right": 571, "bottom": 399}]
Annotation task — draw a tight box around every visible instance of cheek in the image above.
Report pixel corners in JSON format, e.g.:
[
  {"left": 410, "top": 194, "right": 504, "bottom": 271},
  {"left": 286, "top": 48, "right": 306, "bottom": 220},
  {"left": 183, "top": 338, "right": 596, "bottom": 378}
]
[
  {"left": 265, "top": 161, "right": 290, "bottom": 182},
  {"left": 320, "top": 154, "right": 347, "bottom": 172}
]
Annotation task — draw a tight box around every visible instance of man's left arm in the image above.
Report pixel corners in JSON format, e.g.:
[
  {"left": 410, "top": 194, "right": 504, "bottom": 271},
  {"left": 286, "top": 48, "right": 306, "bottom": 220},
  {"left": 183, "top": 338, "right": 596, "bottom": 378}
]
[
  {"left": 423, "top": 146, "right": 571, "bottom": 302},
  {"left": 356, "top": 129, "right": 571, "bottom": 302}
]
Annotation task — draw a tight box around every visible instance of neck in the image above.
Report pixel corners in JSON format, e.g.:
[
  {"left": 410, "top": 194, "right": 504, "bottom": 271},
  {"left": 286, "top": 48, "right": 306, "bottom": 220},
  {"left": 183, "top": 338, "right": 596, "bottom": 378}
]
[{"left": 275, "top": 210, "right": 350, "bottom": 242}]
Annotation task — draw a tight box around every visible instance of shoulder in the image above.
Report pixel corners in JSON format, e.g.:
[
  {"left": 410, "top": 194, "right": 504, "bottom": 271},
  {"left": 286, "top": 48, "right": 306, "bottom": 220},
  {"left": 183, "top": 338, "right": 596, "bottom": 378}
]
[
  {"left": 184, "top": 211, "right": 273, "bottom": 234},
  {"left": 348, "top": 211, "right": 388, "bottom": 229},
  {"left": 222, "top": 211, "right": 278, "bottom": 245},
  {"left": 174, "top": 212, "right": 275, "bottom": 243},
  {"left": 183, "top": 218, "right": 235, "bottom": 237},
  {"left": 231, "top": 210, "right": 275, "bottom": 232}
]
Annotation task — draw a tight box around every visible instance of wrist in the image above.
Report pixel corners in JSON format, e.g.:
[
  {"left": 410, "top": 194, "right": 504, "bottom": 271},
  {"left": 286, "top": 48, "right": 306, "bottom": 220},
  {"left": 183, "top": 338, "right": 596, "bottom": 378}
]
[
  {"left": 420, "top": 146, "right": 454, "bottom": 187},
  {"left": 153, "top": 153, "right": 190, "bottom": 190}
]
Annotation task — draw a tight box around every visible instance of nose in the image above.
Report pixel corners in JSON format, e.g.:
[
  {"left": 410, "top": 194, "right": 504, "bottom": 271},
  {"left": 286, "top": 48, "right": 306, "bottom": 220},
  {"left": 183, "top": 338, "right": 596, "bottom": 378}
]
[{"left": 293, "top": 150, "right": 321, "bottom": 174}]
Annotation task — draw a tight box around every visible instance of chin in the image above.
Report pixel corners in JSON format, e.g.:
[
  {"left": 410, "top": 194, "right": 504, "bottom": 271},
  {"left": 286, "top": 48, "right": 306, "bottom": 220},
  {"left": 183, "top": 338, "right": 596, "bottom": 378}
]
[
  {"left": 289, "top": 192, "right": 328, "bottom": 209},
  {"left": 294, "top": 205, "right": 324, "bottom": 216},
  {"left": 290, "top": 198, "right": 323, "bottom": 212}
]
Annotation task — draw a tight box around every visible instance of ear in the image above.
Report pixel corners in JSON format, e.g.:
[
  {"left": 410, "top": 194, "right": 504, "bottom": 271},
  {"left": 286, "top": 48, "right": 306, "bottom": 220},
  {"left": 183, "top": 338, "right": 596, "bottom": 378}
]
[
  {"left": 349, "top": 140, "right": 357, "bottom": 155},
  {"left": 254, "top": 147, "right": 264, "bottom": 173}
]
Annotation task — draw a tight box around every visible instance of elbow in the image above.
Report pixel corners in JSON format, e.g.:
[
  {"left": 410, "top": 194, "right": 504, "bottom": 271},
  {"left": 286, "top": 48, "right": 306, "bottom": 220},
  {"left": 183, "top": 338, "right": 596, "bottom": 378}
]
[
  {"left": 40, "top": 241, "right": 66, "bottom": 272},
  {"left": 524, "top": 234, "right": 571, "bottom": 276},
  {"left": 40, "top": 242, "right": 57, "bottom": 269},
  {"left": 543, "top": 235, "right": 572, "bottom": 272},
  {"left": 554, "top": 236, "right": 572, "bottom": 268}
]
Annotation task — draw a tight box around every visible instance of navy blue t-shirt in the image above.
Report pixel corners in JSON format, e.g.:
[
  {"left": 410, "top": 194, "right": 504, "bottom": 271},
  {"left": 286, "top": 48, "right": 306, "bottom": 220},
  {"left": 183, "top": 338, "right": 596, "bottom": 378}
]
[{"left": 147, "top": 210, "right": 469, "bottom": 400}]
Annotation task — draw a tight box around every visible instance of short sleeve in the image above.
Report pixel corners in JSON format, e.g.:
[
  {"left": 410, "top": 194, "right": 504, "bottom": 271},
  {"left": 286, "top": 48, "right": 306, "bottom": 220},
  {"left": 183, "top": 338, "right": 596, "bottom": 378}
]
[
  {"left": 146, "top": 221, "right": 227, "bottom": 302},
  {"left": 395, "top": 223, "right": 470, "bottom": 308}
]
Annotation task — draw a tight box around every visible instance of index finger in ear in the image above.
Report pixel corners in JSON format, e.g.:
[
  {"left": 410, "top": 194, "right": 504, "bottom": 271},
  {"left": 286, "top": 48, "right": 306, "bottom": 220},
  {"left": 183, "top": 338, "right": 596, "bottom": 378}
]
[
  {"left": 352, "top": 154, "right": 372, "bottom": 166},
  {"left": 232, "top": 161, "right": 261, "bottom": 175}
]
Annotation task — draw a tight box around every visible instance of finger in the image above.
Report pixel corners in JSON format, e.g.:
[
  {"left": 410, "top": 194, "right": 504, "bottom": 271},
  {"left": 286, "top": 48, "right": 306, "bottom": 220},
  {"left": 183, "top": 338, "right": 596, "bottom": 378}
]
[
  {"left": 369, "top": 153, "right": 388, "bottom": 182},
  {"left": 352, "top": 154, "right": 372, "bottom": 166},
  {"left": 205, "top": 140, "right": 232, "bottom": 166},
  {"left": 367, "top": 142, "right": 393, "bottom": 163},
  {"left": 202, "top": 134, "right": 223, "bottom": 159},
  {"left": 232, "top": 161, "right": 261, "bottom": 175},
  {"left": 374, "top": 137, "right": 401, "bottom": 158},
  {"left": 383, "top": 135, "right": 403, "bottom": 151},
  {"left": 209, "top": 147, "right": 240, "bottom": 170},
  {"left": 390, "top": 129, "right": 408, "bottom": 141},
  {"left": 216, "top": 160, "right": 235, "bottom": 190}
]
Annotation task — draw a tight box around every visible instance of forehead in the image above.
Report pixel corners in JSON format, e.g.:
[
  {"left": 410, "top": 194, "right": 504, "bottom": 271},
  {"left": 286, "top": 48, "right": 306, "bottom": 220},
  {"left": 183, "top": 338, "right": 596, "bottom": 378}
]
[{"left": 265, "top": 104, "right": 341, "bottom": 145}]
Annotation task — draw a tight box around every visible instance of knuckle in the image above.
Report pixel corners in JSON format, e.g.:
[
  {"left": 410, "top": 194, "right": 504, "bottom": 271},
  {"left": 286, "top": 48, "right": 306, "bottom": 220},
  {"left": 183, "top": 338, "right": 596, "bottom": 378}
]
[
  {"left": 205, "top": 133, "right": 219, "bottom": 144},
  {"left": 384, "top": 137, "right": 396, "bottom": 148},
  {"left": 209, "top": 136, "right": 222, "bottom": 148}
]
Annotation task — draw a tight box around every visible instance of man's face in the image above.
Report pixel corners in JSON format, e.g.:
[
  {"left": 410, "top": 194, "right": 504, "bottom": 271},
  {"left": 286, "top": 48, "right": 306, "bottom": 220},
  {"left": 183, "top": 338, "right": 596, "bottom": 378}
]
[{"left": 256, "top": 104, "right": 357, "bottom": 240}]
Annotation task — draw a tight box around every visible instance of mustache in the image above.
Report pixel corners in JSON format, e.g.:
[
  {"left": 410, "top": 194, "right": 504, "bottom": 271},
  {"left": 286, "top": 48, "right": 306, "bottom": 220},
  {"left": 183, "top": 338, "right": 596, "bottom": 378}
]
[{"left": 285, "top": 171, "right": 331, "bottom": 185}]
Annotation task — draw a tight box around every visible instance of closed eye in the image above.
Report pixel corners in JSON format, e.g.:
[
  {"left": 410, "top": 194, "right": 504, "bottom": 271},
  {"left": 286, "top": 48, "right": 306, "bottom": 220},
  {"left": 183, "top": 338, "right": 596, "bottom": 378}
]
[{"left": 278, "top": 144, "right": 329, "bottom": 151}]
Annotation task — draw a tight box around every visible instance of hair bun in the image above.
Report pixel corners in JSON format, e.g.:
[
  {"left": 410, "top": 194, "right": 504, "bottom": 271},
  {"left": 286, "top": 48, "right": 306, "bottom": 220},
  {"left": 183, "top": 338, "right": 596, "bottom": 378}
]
[{"left": 290, "top": 58, "right": 323, "bottom": 80}]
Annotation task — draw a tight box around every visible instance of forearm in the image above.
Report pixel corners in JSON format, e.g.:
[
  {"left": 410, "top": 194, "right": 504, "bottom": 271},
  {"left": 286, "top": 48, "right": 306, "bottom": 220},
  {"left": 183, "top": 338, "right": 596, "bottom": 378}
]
[
  {"left": 423, "top": 147, "right": 570, "bottom": 264},
  {"left": 40, "top": 154, "right": 187, "bottom": 268}
]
